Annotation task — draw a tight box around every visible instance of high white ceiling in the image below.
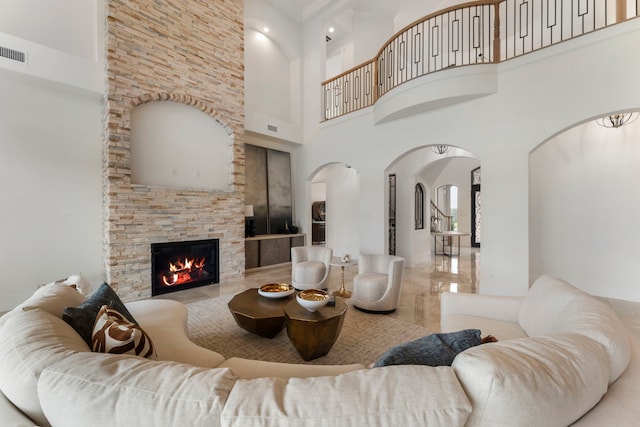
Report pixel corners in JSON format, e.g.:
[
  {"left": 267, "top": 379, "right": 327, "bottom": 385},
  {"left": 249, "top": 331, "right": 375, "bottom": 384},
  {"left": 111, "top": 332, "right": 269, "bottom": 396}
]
[
  {"left": 262, "top": 0, "right": 464, "bottom": 54},
  {"left": 271, "top": 0, "right": 434, "bottom": 23}
]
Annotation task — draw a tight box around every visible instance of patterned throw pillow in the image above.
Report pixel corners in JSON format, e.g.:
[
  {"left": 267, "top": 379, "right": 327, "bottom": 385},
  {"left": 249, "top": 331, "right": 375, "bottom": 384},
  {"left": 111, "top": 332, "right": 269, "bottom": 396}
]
[
  {"left": 92, "top": 305, "right": 157, "bottom": 359},
  {"left": 63, "top": 283, "right": 138, "bottom": 347}
]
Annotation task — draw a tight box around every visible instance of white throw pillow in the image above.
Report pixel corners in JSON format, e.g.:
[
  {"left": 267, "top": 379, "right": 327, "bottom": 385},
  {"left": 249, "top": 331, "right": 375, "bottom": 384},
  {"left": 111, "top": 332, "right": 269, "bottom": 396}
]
[
  {"left": 61, "top": 274, "right": 94, "bottom": 296},
  {"left": 16, "top": 282, "right": 86, "bottom": 319}
]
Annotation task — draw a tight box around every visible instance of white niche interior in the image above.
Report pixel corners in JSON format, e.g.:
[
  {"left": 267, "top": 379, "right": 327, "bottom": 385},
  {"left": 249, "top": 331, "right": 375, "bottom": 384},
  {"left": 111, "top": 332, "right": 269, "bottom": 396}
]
[{"left": 130, "top": 100, "right": 231, "bottom": 191}]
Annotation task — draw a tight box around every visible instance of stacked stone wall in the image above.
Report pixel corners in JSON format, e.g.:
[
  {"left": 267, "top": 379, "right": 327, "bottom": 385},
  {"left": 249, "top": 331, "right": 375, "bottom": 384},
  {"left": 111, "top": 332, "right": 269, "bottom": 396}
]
[{"left": 104, "top": 0, "right": 245, "bottom": 299}]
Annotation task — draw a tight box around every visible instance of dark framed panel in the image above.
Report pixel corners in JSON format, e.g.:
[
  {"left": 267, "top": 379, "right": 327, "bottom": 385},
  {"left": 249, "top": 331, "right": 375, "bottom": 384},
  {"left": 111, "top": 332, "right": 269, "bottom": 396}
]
[
  {"left": 245, "top": 144, "right": 269, "bottom": 235},
  {"left": 415, "top": 183, "right": 425, "bottom": 230},
  {"left": 245, "top": 144, "right": 292, "bottom": 235},
  {"left": 471, "top": 167, "right": 481, "bottom": 248},
  {"left": 267, "top": 149, "right": 293, "bottom": 233}
]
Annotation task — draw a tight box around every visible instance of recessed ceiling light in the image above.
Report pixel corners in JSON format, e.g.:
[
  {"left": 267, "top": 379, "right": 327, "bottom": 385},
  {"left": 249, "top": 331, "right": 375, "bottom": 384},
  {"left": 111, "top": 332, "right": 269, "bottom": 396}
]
[
  {"left": 263, "top": 27, "right": 270, "bottom": 33},
  {"left": 328, "top": 27, "right": 335, "bottom": 33}
]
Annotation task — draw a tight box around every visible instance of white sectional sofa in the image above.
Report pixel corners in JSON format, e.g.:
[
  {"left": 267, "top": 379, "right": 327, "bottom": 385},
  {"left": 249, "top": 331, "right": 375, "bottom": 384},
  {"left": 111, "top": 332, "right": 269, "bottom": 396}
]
[
  {"left": 441, "top": 274, "right": 640, "bottom": 426},
  {"left": 0, "top": 274, "right": 638, "bottom": 426}
]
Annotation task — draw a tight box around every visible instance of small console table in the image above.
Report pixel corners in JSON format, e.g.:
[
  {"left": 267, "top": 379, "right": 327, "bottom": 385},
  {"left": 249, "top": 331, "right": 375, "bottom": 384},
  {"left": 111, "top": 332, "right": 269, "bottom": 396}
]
[{"left": 433, "top": 231, "right": 470, "bottom": 257}]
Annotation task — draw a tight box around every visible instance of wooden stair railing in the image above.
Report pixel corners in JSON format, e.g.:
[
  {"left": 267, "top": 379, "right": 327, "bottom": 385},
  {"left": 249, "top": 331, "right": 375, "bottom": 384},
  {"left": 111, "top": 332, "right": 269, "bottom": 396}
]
[{"left": 322, "top": 0, "right": 639, "bottom": 121}]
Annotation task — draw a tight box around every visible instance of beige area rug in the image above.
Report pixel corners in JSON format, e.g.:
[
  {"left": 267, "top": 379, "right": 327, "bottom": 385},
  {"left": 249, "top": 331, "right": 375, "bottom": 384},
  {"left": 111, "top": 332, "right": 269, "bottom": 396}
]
[{"left": 187, "top": 293, "right": 432, "bottom": 366}]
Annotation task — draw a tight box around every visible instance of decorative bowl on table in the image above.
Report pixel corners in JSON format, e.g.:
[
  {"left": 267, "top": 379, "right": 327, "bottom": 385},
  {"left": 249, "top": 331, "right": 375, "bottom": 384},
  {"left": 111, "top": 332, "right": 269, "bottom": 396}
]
[
  {"left": 296, "top": 289, "right": 329, "bottom": 312},
  {"left": 258, "top": 283, "right": 295, "bottom": 299}
]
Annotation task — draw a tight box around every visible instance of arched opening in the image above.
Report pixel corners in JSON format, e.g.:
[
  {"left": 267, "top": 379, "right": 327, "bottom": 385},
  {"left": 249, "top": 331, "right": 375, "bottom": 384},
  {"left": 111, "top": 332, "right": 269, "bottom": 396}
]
[
  {"left": 386, "top": 145, "right": 480, "bottom": 267},
  {"left": 529, "top": 110, "right": 640, "bottom": 300},
  {"left": 307, "top": 163, "right": 360, "bottom": 258}
]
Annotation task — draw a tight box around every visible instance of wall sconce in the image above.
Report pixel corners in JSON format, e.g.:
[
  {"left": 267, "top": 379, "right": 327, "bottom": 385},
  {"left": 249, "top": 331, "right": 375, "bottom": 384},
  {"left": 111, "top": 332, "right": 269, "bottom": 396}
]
[
  {"left": 245, "top": 205, "right": 255, "bottom": 237},
  {"left": 596, "top": 112, "right": 639, "bottom": 128}
]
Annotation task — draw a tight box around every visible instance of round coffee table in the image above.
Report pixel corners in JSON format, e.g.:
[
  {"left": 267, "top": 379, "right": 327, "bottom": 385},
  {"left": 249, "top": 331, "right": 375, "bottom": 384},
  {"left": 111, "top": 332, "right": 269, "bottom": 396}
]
[
  {"left": 227, "top": 288, "right": 294, "bottom": 338},
  {"left": 284, "top": 299, "right": 347, "bottom": 361}
]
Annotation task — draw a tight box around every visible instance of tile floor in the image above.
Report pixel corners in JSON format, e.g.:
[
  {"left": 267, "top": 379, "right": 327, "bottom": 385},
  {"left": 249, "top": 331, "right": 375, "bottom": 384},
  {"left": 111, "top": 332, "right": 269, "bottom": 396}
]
[{"left": 164, "top": 248, "right": 640, "bottom": 342}]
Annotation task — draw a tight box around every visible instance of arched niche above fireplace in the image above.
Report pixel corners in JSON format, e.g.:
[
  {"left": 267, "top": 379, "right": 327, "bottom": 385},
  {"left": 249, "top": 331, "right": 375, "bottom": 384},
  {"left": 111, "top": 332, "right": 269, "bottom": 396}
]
[{"left": 130, "top": 100, "right": 232, "bottom": 191}]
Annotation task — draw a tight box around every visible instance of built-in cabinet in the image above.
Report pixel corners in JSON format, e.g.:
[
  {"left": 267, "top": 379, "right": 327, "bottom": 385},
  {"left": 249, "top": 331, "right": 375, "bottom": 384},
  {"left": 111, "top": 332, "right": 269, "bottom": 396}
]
[
  {"left": 245, "top": 234, "right": 305, "bottom": 270},
  {"left": 245, "top": 144, "right": 293, "bottom": 235},
  {"left": 311, "top": 222, "right": 325, "bottom": 245}
]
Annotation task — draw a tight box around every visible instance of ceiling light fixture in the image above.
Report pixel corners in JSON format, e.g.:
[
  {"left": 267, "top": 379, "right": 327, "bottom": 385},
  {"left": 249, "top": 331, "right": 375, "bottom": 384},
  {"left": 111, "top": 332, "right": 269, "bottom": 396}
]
[
  {"left": 431, "top": 145, "right": 450, "bottom": 155},
  {"left": 596, "top": 112, "right": 639, "bottom": 128},
  {"left": 263, "top": 27, "right": 270, "bottom": 33},
  {"left": 328, "top": 27, "right": 335, "bottom": 33}
]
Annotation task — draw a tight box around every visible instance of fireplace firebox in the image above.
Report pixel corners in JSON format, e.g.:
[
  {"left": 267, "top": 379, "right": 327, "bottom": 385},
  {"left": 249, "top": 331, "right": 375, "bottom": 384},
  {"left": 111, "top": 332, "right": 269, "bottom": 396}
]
[{"left": 151, "top": 239, "right": 219, "bottom": 296}]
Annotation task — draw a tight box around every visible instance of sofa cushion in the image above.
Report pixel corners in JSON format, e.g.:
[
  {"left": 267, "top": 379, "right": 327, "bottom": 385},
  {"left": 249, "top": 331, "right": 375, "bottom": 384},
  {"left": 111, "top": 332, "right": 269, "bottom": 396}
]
[
  {"left": 518, "top": 274, "right": 583, "bottom": 336},
  {"left": 92, "top": 305, "right": 157, "bottom": 359},
  {"left": 553, "top": 294, "right": 631, "bottom": 384},
  {"left": 441, "top": 314, "right": 528, "bottom": 341},
  {"left": 0, "top": 308, "right": 90, "bottom": 427},
  {"left": 518, "top": 275, "right": 631, "bottom": 384},
  {"left": 374, "top": 329, "right": 482, "bottom": 367},
  {"left": 63, "top": 283, "right": 138, "bottom": 347},
  {"left": 452, "top": 334, "right": 609, "bottom": 427},
  {"left": 219, "top": 357, "right": 364, "bottom": 379},
  {"left": 221, "top": 365, "right": 471, "bottom": 426},
  {"left": 38, "top": 352, "right": 237, "bottom": 427}
]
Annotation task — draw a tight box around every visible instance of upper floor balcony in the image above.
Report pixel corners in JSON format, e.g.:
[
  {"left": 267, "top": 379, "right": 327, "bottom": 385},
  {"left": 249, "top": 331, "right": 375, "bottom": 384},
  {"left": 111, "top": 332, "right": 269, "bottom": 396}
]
[{"left": 322, "top": 0, "right": 639, "bottom": 123}]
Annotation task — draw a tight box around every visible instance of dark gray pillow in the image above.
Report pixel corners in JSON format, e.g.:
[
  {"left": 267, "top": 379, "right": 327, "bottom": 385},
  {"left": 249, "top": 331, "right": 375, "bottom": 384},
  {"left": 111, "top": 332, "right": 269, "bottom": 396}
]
[
  {"left": 374, "top": 329, "right": 482, "bottom": 367},
  {"left": 63, "top": 283, "right": 138, "bottom": 347}
]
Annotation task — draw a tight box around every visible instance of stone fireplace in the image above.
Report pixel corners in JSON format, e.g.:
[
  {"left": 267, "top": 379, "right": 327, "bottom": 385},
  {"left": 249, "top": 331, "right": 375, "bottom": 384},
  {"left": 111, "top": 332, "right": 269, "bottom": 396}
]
[{"left": 103, "top": 0, "right": 245, "bottom": 300}]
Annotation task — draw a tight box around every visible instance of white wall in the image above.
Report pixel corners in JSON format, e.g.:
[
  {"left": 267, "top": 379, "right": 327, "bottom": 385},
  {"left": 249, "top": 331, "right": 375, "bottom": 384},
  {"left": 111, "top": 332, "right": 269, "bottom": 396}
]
[
  {"left": 325, "top": 164, "right": 360, "bottom": 258},
  {"left": 530, "top": 118, "right": 640, "bottom": 300},
  {"left": 307, "top": 164, "right": 359, "bottom": 258},
  {"left": 0, "top": 0, "right": 97, "bottom": 60},
  {"left": 296, "top": 18, "right": 640, "bottom": 299},
  {"left": 244, "top": 28, "right": 292, "bottom": 124},
  {"left": 0, "top": 71, "right": 103, "bottom": 311},
  {"left": 0, "top": 0, "right": 104, "bottom": 93},
  {"left": 351, "top": 10, "right": 395, "bottom": 64},
  {"left": 244, "top": 0, "right": 303, "bottom": 143}
]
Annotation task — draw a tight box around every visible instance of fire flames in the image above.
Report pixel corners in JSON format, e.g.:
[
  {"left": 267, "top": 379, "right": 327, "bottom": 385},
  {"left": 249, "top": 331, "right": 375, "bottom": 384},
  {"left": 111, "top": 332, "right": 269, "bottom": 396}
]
[{"left": 161, "top": 257, "right": 206, "bottom": 286}]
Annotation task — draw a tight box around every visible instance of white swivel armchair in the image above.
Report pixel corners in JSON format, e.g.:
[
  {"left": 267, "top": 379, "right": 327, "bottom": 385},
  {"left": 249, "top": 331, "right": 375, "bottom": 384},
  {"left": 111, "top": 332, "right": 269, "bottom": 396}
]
[
  {"left": 352, "top": 254, "right": 405, "bottom": 313},
  {"left": 291, "top": 246, "right": 333, "bottom": 290}
]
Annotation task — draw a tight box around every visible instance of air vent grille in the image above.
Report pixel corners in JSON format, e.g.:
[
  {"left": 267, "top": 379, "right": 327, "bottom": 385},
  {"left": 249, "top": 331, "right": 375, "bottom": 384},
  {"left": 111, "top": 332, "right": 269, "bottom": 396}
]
[
  {"left": 267, "top": 124, "right": 278, "bottom": 132},
  {"left": 0, "top": 45, "right": 26, "bottom": 63}
]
